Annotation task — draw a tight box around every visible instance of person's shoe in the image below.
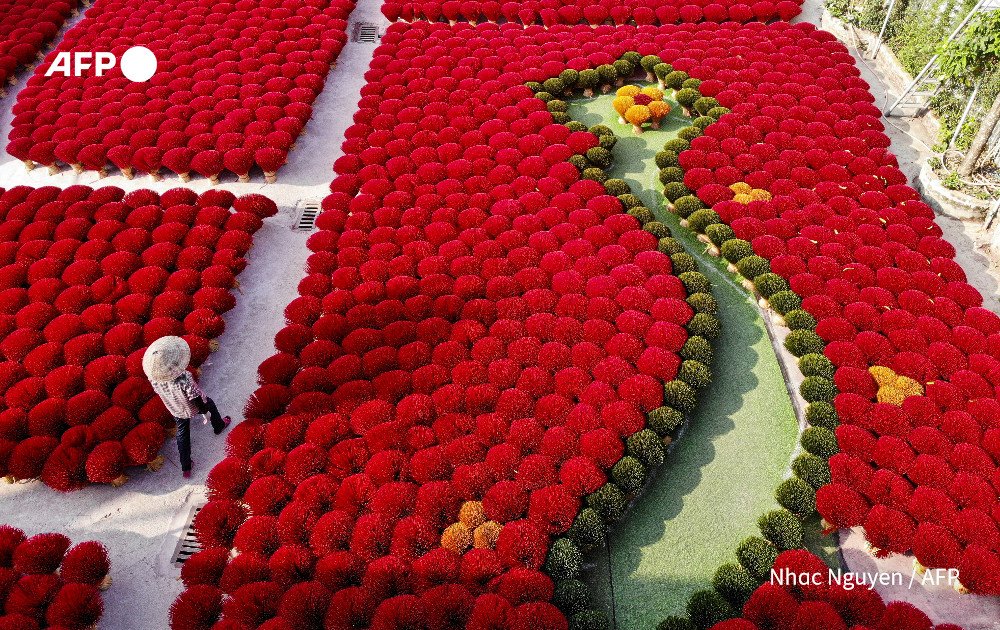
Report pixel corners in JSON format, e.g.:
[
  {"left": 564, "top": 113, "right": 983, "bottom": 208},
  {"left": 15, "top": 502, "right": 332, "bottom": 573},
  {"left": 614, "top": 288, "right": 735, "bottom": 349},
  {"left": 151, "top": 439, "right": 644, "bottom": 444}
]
[
  {"left": 214, "top": 416, "right": 232, "bottom": 436},
  {"left": 182, "top": 468, "right": 192, "bottom": 479}
]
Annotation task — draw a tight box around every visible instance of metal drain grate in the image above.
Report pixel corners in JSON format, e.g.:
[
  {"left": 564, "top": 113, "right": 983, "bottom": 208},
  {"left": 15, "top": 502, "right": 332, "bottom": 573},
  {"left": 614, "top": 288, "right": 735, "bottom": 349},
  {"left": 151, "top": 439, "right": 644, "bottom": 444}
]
[
  {"left": 293, "top": 199, "right": 321, "bottom": 231},
  {"left": 351, "top": 22, "right": 382, "bottom": 43},
  {"left": 170, "top": 504, "right": 203, "bottom": 566}
]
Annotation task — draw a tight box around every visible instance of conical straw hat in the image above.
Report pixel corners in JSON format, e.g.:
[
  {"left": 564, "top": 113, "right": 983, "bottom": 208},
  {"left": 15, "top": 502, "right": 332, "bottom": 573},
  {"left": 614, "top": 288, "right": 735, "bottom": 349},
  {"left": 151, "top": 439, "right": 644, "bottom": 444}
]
[{"left": 142, "top": 336, "right": 191, "bottom": 382}]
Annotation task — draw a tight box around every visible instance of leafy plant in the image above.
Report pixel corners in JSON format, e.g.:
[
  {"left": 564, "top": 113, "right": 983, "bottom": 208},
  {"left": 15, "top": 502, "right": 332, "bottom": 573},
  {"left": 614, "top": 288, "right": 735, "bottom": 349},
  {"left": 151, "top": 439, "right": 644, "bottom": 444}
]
[
  {"left": 937, "top": 10, "right": 1000, "bottom": 83},
  {"left": 942, "top": 171, "right": 962, "bottom": 190},
  {"left": 859, "top": 0, "right": 1000, "bottom": 178}
]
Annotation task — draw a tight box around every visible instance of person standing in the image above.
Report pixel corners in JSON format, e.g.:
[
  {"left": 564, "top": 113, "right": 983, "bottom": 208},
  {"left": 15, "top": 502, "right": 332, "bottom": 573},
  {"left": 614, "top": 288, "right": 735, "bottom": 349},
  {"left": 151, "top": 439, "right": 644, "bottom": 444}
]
[{"left": 142, "top": 336, "right": 232, "bottom": 478}]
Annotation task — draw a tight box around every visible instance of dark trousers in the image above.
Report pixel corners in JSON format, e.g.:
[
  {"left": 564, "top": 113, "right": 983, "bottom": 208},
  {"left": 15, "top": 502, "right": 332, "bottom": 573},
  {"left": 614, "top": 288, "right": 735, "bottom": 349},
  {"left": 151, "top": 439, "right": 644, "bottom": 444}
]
[{"left": 174, "top": 398, "right": 226, "bottom": 472}]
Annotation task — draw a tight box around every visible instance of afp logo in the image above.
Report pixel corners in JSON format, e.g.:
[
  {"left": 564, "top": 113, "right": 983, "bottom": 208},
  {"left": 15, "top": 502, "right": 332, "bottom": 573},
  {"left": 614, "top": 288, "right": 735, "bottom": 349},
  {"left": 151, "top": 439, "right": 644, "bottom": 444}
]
[{"left": 45, "top": 46, "right": 157, "bottom": 82}]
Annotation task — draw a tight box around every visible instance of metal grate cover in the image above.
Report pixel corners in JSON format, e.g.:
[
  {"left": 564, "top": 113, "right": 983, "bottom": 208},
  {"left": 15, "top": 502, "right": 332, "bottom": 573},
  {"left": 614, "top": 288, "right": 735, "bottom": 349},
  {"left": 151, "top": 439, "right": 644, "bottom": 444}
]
[
  {"left": 351, "top": 22, "right": 381, "bottom": 43},
  {"left": 293, "top": 199, "right": 321, "bottom": 231},
  {"left": 170, "top": 504, "right": 203, "bottom": 566}
]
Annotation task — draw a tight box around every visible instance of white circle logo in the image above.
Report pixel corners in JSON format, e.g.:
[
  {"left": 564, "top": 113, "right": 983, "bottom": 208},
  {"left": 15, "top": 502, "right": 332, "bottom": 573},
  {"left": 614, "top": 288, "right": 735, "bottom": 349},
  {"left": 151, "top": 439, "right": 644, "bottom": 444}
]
[{"left": 120, "top": 46, "right": 157, "bottom": 82}]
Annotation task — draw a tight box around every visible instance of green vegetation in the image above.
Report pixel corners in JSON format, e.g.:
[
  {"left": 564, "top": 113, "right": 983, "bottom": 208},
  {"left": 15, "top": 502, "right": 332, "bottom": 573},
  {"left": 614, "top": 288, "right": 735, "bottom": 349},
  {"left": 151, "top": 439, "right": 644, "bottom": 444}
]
[{"left": 826, "top": 0, "right": 1000, "bottom": 178}]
